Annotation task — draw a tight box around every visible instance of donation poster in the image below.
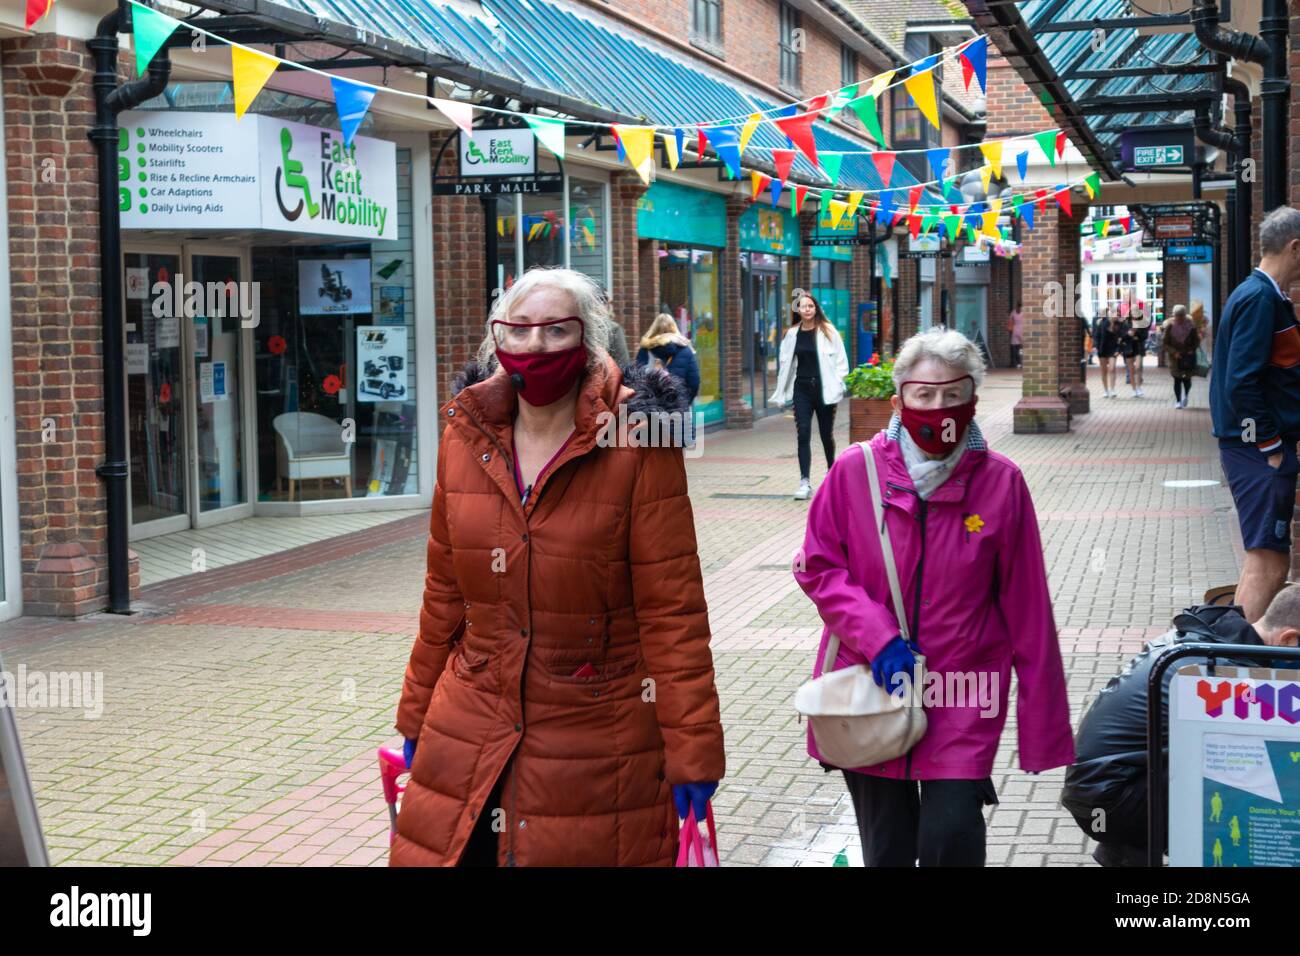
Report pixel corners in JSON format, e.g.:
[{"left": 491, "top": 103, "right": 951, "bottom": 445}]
[
  {"left": 1201, "top": 735, "right": 1300, "bottom": 867},
  {"left": 298, "top": 259, "right": 372, "bottom": 315},
  {"left": 356, "top": 326, "right": 408, "bottom": 402}
]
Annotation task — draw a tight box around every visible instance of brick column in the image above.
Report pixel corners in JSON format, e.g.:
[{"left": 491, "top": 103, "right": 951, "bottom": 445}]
[
  {"left": 850, "top": 242, "right": 872, "bottom": 365},
  {"left": 1014, "top": 200, "right": 1086, "bottom": 432},
  {"left": 723, "top": 196, "right": 752, "bottom": 429},
  {"left": 635, "top": 237, "right": 659, "bottom": 345},
  {"left": 1161, "top": 257, "right": 1190, "bottom": 369},
  {"left": 989, "top": 254, "right": 1013, "bottom": 367},
  {"left": 3, "top": 36, "right": 141, "bottom": 616},
  {"left": 432, "top": 140, "right": 487, "bottom": 404},
  {"left": 795, "top": 208, "right": 817, "bottom": 295},
  {"left": 609, "top": 171, "right": 647, "bottom": 358},
  {"left": 895, "top": 257, "right": 920, "bottom": 343}
]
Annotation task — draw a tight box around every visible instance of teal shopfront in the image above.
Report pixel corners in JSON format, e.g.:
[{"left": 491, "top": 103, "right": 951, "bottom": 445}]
[
  {"left": 738, "top": 205, "right": 799, "bottom": 414},
  {"left": 810, "top": 210, "right": 855, "bottom": 354},
  {"left": 637, "top": 181, "right": 726, "bottom": 426}
]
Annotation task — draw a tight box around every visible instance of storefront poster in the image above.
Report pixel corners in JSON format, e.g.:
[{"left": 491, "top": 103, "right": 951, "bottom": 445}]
[
  {"left": 126, "top": 343, "right": 149, "bottom": 375},
  {"left": 194, "top": 318, "right": 209, "bottom": 358},
  {"left": 126, "top": 267, "right": 150, "bottom": 299},
  {"left": 298, "top": 259, "right": 373, "bottom": 315},
  {"left": 156, "top": 316, "right": 180, "bottom": 349},
  {"left": 119, "top": 111, "right": 397, "bottom": 241},
  {"left": 357, "top": 326, "right": 408, "bottom": 403},
  {"left": 199, "top": 361, "right": 228, "bottom": 403},
  {"left": 1201, "top": 735, "right": 1300, "bottom": 866},
  {"left": 739, "top": 205, "right": 800, "bottom": 257},
  {"left": 378, "top": 286, "right": 405, "bottom": 326}
]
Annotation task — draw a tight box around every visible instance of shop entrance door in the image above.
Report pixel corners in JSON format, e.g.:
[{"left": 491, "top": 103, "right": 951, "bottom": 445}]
[
  {"left": 123, "top": 245, "right": 255, "bottom": 541},
  {"left": 954, "top": 284, "right": 988, "bottom": 353},
  {"left": 743, "top": 261, "right": 781, "bottom": 412}
]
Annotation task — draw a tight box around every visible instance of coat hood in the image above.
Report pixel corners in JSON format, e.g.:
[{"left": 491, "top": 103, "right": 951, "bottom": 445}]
[{"left": 640, "top": 331, "right": 691, "bottom": 352}]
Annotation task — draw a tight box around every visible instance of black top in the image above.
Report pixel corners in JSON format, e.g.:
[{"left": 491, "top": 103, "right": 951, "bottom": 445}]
[{"left": 794, "top": 327, "right": 819, "bottom": 380}]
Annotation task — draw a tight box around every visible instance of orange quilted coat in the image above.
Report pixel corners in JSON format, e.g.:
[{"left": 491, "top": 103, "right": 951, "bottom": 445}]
[{"left": 390, "top": 355, "right": 726, "bottom": 866}]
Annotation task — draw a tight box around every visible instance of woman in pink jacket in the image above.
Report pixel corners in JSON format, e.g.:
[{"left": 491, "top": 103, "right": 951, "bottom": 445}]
[{"left": 794, "top": 328, "right": 1074, "bottom": 866}]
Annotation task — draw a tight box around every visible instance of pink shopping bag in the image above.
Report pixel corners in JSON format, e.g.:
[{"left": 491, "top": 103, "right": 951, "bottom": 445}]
[{"left": 675, "top": 803, "right": 719, "bottom": 867}]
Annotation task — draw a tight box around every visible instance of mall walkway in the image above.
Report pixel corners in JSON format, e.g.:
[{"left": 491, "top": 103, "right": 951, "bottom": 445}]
[{"left": 0, "top": 359, "right": 1242, "bottom": 866}]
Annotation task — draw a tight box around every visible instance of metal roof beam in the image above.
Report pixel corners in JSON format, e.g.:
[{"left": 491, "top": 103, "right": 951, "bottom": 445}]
[
  {"left": 1033, "top": 15, "right": 1191, "bottom": 32},
  {"left": 1077, "top": 92, "right": 1217, "bottom": 114},
  {"left": 1063, "top": 63, "right": 1219, "bottom": 80}
]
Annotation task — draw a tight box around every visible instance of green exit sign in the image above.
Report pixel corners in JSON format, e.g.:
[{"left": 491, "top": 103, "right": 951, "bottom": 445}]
[{"left": 1134, "top": 145, "right": 1184, "bottom": 166}]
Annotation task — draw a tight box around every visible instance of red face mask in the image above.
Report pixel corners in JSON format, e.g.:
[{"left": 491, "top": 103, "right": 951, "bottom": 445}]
[
  {"left": 493, "top": 317, "right": 587, "bottom": 407},
  {"left": 898, "top": 375, "right": 978, "bottom": 455}
]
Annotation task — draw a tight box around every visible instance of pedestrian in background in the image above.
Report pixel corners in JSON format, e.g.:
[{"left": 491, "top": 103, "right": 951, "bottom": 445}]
[
  {"left": 794, "top": 328, "right": 1075, "bottom": 867},
  {"left": 1093, "top": 309, "right": 1123, "bottom": 399},
  {"left": 1008, "top": 301, "right": 1023, "bottom": 369},
  {"left": 637, "top": 313, "right": 700, "bottom": 445},
  {"left": 392, "top": 267, "right": 724, "bottom": 866},
  {"left": 769, "top": 291, "right": 850, "bottom": 501},
  {"left": 1119, "top": 309, "right": 1144, "bottom": 397},
  {"left": 1210, "top": 205, "right": 1300, "bottom": 623},
  {"left": 1161, "top": 304, "right": 1200, "bottom": 408},
  {"left": 600, "top": 285, "right": 631, "bottom": 367}
]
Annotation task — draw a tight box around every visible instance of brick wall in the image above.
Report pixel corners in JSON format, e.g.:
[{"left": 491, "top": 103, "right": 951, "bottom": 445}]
[
  {"left": 849, "top": 242, "right": 872, "bottom": 365},
  {"left": 4, "top": 35, "right": 142, "bottom": 616},
  {"left": 431, "top": 143, "right": 487, "bottom": 404},
  {"left": 609, "top": 171, "right": 647, "bottom": 355},
  {"left": 896, "top": 256, "right": 919, "bottom": 344},
  {"left": 1164, "top": 258, "right": 1189, "bottom": 320},
  {"left": 636, "top": 237, "right": 660, "bottom": 346},
  {"left": 984, "top": 52, "right": 1055, "bottom": 139},
  {"left": 988, "top": 254, "right": 1013, "bottom": 368}
]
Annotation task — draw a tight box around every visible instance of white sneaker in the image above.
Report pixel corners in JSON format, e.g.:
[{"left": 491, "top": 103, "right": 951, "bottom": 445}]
[
  {"left": 794, "top": 479, "right": 812, "bottom": 501},
  {"left": 1180, "top": 397, "right": 1188, "bottom": 408},
  {"left": 1135, "top": 387, "right": 1145, "bottom": 397},
  {"left": 1105, "top": 390, "right": 1114, "bottom": 399}
]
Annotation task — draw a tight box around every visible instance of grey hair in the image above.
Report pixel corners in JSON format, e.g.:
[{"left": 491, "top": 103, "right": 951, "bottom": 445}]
[
  {"left": 1259, "top": 206, "right": 1300, "bottom": 257},
  {"left": 1259, "top": 583, "right": 1300, "bottom": 634},
  {"left": 892, "top": 328, "right": 987, "bottom": 390},
  {"left": 476, "top": 267, "right": 611, "bottom": 370},
  {"left": 1171, "top": 303, "right": 1187, "bottom": 318}
]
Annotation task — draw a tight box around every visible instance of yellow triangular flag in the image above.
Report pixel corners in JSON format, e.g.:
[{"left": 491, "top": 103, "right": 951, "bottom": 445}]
[
  {"left": 981, "top": 212, "right": 1000, "bottom": 237},
  {"left": 979, "top": 163, "right": 994, "bottom": 194},
  {"left": 989, "top": 197, "right": 1002, "bottom": 217},
  {"left": 751, "top": 171, "right": 767, "bottom": 200},
  {"left": 868, "top": 70, "right": 896, "bottom": 99},
  {"left": 739, "top": 113, "right": 762, "bottom": 155},
  {"left": 231, "top": 45, "right": 280, "bottom": 119},
  {"left": 979, "top": 141, "right": 1003, "bottom": 179},
  {"left": 845, "top": 190, "right": 865, "bottom": 219},
  {"left": 828, "top": 199, "right": 850, "bottom": 229},
  {"left": 662, "top": 130, "right": 681, "bottom": 170},
  {"left": 903, "top": 67, "right": 940, "bottom": 130},
  {"left": 615, "top": 125, "right": 657, "bottom": 186}
]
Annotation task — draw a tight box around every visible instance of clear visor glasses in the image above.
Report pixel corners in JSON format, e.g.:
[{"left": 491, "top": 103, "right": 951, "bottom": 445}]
[
  {"left": 491, "top": 317, "right": 585, "bottom": 350},
  {"left": 898, "top": 376, "right": 975, "bottom": 408}
]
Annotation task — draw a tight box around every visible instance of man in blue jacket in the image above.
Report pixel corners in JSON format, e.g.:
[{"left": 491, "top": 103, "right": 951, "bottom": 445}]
[{"left": 1210, "top": 206, "right": 1300, "bottom": 621}]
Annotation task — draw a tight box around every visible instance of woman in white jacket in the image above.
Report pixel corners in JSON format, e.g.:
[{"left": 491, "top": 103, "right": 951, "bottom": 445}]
[{"left": 768, "top": 291, "right": 850, "bottom": 499}]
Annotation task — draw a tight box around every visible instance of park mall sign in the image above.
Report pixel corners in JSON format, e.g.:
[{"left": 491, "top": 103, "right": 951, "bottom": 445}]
[{"left": 119, "top": 111, "right": 397, "bottom": 240}]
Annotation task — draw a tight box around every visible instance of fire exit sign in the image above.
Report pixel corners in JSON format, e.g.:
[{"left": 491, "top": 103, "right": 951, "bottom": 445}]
[{"left": 1134, "top": 145, "right": 1184, "bottom": 166}]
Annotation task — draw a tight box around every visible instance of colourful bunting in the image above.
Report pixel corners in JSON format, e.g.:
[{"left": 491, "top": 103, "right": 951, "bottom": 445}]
[
  {"left": 908, "top": 185, "right": 923, "bottom": 213},
  {"left": 697, "top": 127, "right": 707, "bottom": 161},
  {"left": 1035, "top": 130, "right": 1057, "bottom": 167},
  {"left": 926, "top": 147, "right": 950, "bottom": 181},
  {"left": 828, "top": 199, "right": 850, "bottom": 229},
  {"left": 429, "top": 97, "right": 474, "bottom": 134},
  {"left": 703, "top": 125, "right": 743, "bottom": 178},
  {"left": 612, "top": 126, "right": 626, "bottom": 163},
  {"left": 524, "top": 115, "right": 567, "bottom": 159},
  {"left": 1015, "top": 150, "right": 1029, "bottom": 182},
  {"left": 845, "top": 190, "right": 865, "bottom": 220},
  {"left": 772, "top": 148, "right": 796, "bottom": 183},
  {"left": 819, "top": 152, "right": 844, "bottom": 186},
  {"left": 1056, "top": 188, "right": 1072, "bottom": 218},
  {"left": 849, "top": 94, "right": 886, "bottom": 147},
  {"left": 902, "top": 55, "right": 941, "bottom": 130},
  {"left": 751, "top": 171, "right": 770, "bottom": 201},
  {"left": 131, "top": 3, "right": 182, "bottom": 76},
  {"left": 981, "top": 212, "right": 1000, "bottom": 238},
  {"left": 771, "top": 178, "right": 784, "bottom": 208},
  {"left": 943, "top": 214, "right": 961, "bottom": 241},
  {"left": 662, "top": 128, "right": 683, "bottom": 170},
  {"left": 960, "top": 36, "right": 988, "bottom": 94},
  {"left": 26, "top": 0, "right": 53, "bottom": 30},
  {"left": 1056, "top": 130, "right": 1067, "bottom": 157},
  {"left": 772, "top": 111, "right": 820, "bottom": 168},
  {"left": 979, "top": 164, "right": 994, "bottom": 194},
  {"left": 330, "top": 77, "right": 376, "bottom": 147},
  {"left": 231, "top": 45, "right": 279, "bottom": 120},
  {"left": 979, "top": 141, "right": 1003, "bottom": 179},
  {"left": 1021, "top": 203, "right": 1035, "bottom": 230},
  {"left": 1083, "top": 171, "right": 1101, "bottom": 199},
  {"left": 739, "top": 113, "right": 762, "bottom": 155},
  {"left": 909, "top": 214, "right": 922, "bottom": 240},
  {"left": 870, "top": 151, "right": 896, "bottom": 187},
  {"left": 1120, "top": 215, "right": 1132, "bottom": 232},
  {"left": 614, "top": 125, "right": 656, "bottom": 184},
  {"left": 794, "top": 185, "right": 808, "bottom": 214},
  {"left": 1093, "top": 218, "right": 1108, "bottom": 237}
]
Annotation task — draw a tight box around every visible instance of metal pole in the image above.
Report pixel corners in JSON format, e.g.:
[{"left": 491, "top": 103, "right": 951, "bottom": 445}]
[
  {"left": 88, "top": 3, "right": 170, "bottom": 613},
  {"left": 1259, "top": 0, "right": 1288, "bottom": 213}
]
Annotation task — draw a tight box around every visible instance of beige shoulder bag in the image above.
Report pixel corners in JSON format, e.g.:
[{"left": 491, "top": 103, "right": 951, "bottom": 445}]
[{"left": 794, "top": 442, "right": 927, "bottom": 768}]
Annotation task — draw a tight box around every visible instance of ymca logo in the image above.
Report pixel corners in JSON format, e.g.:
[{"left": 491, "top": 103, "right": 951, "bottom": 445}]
[{"left": 1195, "top": 678, "right": 1300, "bottom": 723}]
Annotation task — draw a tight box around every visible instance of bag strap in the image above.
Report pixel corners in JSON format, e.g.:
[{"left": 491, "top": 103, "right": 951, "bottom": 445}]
[{"left": 818, "top": 441, "right": 911, "bottom": 676}]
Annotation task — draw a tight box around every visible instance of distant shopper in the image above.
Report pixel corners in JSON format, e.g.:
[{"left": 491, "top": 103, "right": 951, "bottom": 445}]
[
  {"left": 1190, "top": 299, "right": 1210, "bottom": 359},
  {"left": 1127, "top": 299, "right": 1152, "bottom": 396},
  {"left": 636, "top": 313, "right": 700, "bottom": 401},
  {"left": 600, "top": 286, "right": 632, "bottom": 367},
  {"left": 1210, "top": 205, "right": 1300, "bottom": 622},
  {"left": 1008, "top": 302, "right": 1023, "bottom": 368},
  {"left": 769, "top": 291, "right": 850, "bottom": 500},
  {"left": 1093, "top": 309, "right": 1123, "bottom": 399},
  {"left": 1062, "top": 587, "right": 1300, "bottom": 866},
  {"left": 1161, "top": 304, "right": 1200, "bottom": 408}
]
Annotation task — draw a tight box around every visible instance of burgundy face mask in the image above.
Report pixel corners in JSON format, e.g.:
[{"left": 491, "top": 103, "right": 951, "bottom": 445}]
[
  {"left": 897, "top": 375, "right": 978, "bottom": 455},
  {"left": 492, "top": 316, "right": 587, "bottom": 407}
]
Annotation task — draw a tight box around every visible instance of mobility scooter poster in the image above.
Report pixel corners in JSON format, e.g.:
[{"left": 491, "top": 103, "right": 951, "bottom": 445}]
[
  {"left": 297, "top": 258, "right": 372, "bottom": 315},
  {"left": 357, "top": 326, "right": 408, "bottom": 403}
]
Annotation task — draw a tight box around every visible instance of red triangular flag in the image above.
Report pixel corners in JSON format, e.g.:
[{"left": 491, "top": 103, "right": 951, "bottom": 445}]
[
  {"left": 805, "top": 92, "right": 831, "bottom": 114},
  {"left": 1121, "top": 215, "right": 1132, "bottom": 232},
  {"left": 1055, "top": 130, "right": 1066, "bottom": 158},
  {"left": 772, "top": 148, "right": 796, "bottom": 183},
  {"left": 1035, "top": 188, "right": 1048, "bottom": 199},
  {"left": 909, "top": 214, "right": 922, "bottom": 240},
  {"left": 697, "top": 127, "right": 707, "bottom": 160},
  {"left": 1056, "top": 189, "right": 1072, "bottom": 218},
  {"left": 870, "top": 151, "right": 896, "bottom": 186},
  {"left": 960, "top": 54, "right": 975, "bottom": 91},
  {"left": 1037, "top": 197, "right": 1048, "bottom": 215},
  {"left": 773, "top": 111, "right": 820, "bottom": 167},
  {"left": 908, "top": 185, "right": 923, "bottom": 212},
  {"left": 891, "top": 211, "right": 904, "bottom": 226}
]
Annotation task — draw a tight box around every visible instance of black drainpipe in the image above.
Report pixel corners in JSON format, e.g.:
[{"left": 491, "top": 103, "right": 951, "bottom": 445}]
[
  {"left": 88, "top": 3, "right": 171, "bottom": 613},
  {"left": 1191, "top": 0, "right": 1286, "bottom": 215},
  {"left": 1194, "top": 75, "right": 1253, "bottom": 286}
]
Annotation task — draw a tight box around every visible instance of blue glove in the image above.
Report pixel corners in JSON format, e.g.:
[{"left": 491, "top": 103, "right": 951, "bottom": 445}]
[
  {"left": 403, "top": 737, "right": 417, "bottom": 769},
  {"left": 870, "top": 635, "right": 917, "bottom": 690},
  {"left": 672, "top": 782, "right": 718, "bottom": 821}
]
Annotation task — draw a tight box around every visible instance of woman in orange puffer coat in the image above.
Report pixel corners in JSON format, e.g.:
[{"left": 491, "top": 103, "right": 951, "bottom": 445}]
[{"left": 390, "top": 267, "right": 726, "bottom": 867}]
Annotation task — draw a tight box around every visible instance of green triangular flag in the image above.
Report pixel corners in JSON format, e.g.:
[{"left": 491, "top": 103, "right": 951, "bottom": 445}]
[
  {"left": 942, "top": 176, "right": 960, "bottom": 203},
  {"left": 819, "top": 189, "right": 834, "bottom": 212},
  {"left": 921, "top": 214, "right": 937, "bottom": 234},
  {"left": 820, "top": 153, "right": 844, "bottom": 185},
  {"left": 943, "top": 214, "right": 962, "bottom": 240},
  {"left": 132, "top": 3, "right": 184, "bottom": 76},
  {"left": 1011, "top": 194, "right": 1024, "bottom": 211},
  {"left": 850, "top": 94, "right": 886, "bottom": 147},
  {"left": 1084, "top": 171, "right": 1102, "bottom": 199},
  {"left": 1034, "top": 130, "right": 1057, "bottom": 167},
  {"left": 966, "top": 225, "right": 977, "bottom": 244},
  {"left": 1093, "top": 218, "right": 1107, "bottom": 237},
  {"left": 524, "top": 115, "right": 567, "bottom": 160}
]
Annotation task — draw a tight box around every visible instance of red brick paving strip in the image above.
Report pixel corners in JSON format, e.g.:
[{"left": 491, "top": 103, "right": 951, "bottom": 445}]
[{"left": 155, "top": 604, "right": 420, "bottom": 634}]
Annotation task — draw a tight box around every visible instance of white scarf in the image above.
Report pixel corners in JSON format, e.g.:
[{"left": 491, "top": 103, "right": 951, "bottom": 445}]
[{"left": 895, "top": 416, "right": 972, "bottom": 500}]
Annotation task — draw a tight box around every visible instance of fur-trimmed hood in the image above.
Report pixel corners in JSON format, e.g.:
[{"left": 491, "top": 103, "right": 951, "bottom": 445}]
[
  {"left": 450, "top": 357, "right": 691, "bottom": 417},
  {"left": 639, "top": 331, "right": 692, "bottom": 352}
]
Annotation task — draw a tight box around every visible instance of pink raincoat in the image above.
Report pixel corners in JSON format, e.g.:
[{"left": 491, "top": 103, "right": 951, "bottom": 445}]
[{"left": 794, "top": 419, "right": 1074, "bottom": 779}]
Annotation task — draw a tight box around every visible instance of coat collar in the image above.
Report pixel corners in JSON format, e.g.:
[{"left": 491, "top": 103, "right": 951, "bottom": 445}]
[{"left": 876, "top": 414, "right": 987, "bottom": 510}]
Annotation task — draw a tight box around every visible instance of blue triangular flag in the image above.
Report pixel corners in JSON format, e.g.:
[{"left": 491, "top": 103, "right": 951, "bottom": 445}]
[
  {"left": 1016, "top": 150, "right": 1029, "bottom": 181},
  {"left": 926, "top": 147, "right": 950, "bottom": 182},
  {"left": 330, "top": 77, "right": 376, "bottom": 146},
  {"left": 615, "top": 131, "right": 626, "bottom": 163},
  {"left": 963, "top": 36, "right": 988, "bottom": 94},
  {"left": 771, "top": 178, "right": 783, "bottom": 208},
  {"left": 704, "top": 125, "right": 743, "bottom": 178},
  {"left": 673, "top": 127, "right": 685, "bottom": 162},
  {"left": 1021, "top": 202, "right": 1035, "bottom": 230},
  {"left": 913, "top": 54, "right": 940, "bottom": 74},
  {"left": 876, "top": 189, "right": 895, "bottom": 225}
]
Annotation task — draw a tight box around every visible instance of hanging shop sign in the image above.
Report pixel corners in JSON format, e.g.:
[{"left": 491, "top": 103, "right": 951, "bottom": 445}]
[
  {"left": 298, "top": 259, "right": 373, "bottom": 315},
  {"left": 1120, "top": 125, "right": 1195, "bottom": 172},
  {"left": 955, "top": 244, "right": 990, "bottom": 266},
  {"left": 433, "top": 127, "right": 562, "bottom": 195},
  {"left": 900, "top": 234, "right": 941, "bottom": 258},
  {"left": 739, "top": 205, "right": 800, "bottom": 257},
  {"left": 1164, "top": 242, "right": 1214, "bottom": 264},
  {"left": 637, "top": 181, "right": 727, "bottom": 248},
  {"left": 1168, "top": 664, "right": 1300, "bottom": 867},
  {"left": 119, "top": 111, "right": 397, "bottom": 240}
]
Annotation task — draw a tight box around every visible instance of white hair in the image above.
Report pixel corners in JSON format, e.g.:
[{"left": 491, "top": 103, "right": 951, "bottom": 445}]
[
  {"left": 476, "top": 267, "right": 611, "bottom": 370},
  {"left": 892, "top": 328, "right": 987, "bottom": 390}
]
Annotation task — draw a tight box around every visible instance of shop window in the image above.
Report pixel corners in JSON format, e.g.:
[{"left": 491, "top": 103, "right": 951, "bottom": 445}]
[
  {"left": 252, "top": 147, "right": 418, "bottom": 502},
  {"left": 659, "top": 244, "right": 721, "bottom": 422},
  {"left": 568, "top": 178, "right": 607, "bottom": 288},
  {"left": 691, "top": 0, "right": 723, "bottom": 50},
  {"left": 779, "top": 3, "right": 802, "bottom": 93}
]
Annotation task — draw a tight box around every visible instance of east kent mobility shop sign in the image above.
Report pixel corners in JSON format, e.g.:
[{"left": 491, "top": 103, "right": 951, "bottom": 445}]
[{"left": 119, "top": 111, "right": 397, "bottom": 241}]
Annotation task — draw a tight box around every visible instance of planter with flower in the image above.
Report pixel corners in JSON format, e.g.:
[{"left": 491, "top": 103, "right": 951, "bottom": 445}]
[{"left": 844, "top": 355, "right": 895, "bottom": 443}]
